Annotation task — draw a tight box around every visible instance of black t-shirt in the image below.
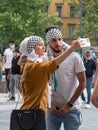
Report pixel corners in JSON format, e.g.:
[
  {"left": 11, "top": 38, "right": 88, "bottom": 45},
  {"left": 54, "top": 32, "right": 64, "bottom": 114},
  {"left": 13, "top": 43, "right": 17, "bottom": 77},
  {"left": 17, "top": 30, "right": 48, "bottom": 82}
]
[{"left": 11, "top": 56, "right": 20, "bottom": 74}]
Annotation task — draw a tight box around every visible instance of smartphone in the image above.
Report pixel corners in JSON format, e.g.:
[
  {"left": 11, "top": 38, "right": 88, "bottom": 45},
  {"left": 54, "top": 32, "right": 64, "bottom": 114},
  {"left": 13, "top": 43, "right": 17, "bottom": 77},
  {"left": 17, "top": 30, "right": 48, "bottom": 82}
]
[{"left": 81, "top": 38, "right": 91, "bottom": 48}]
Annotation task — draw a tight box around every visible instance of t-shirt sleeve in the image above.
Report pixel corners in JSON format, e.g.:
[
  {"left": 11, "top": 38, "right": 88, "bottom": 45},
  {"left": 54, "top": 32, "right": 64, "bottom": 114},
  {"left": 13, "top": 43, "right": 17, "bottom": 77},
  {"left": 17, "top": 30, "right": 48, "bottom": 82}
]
[{"left": 74, "top": 54, "right": 86, "bottom": 73}]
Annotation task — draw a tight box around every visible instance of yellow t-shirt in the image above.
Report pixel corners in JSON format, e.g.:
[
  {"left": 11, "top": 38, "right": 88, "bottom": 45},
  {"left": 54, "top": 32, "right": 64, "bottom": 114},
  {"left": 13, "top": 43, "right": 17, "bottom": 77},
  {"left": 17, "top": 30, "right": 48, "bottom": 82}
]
[{"left": 20, "top": 59, "right": 57, "bottom": 112}]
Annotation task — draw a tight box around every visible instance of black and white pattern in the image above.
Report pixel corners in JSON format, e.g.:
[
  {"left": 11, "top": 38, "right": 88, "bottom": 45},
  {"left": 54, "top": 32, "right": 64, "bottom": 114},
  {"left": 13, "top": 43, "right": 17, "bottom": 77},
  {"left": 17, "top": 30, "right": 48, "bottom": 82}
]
[
  {"left": 20, "top": 36, "right": 31, "bottom": 56},
  {"left": 27, "top": 36, "right": 43, "bottom": 53},
  {"left": 46, "top": 28, "right": 62, "bottom": 43}
]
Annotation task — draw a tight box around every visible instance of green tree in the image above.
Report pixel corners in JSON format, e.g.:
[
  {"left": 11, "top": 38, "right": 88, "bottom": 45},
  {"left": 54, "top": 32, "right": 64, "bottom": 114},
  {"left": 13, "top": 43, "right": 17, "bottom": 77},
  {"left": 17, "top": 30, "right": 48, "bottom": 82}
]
[
  {"left": 73, "top": 0, "right": 98, "bottom": 44},
  {"left": 0, "top": 0, "right": 59, "bottom": 46}
]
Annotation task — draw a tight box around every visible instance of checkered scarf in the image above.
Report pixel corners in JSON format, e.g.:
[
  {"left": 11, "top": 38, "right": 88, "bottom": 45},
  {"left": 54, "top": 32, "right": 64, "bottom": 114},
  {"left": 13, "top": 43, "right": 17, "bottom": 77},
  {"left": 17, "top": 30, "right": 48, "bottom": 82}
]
[
  {"left": 27, "top": 36, "right": 43, "bottom": 53},
  {"left": 20, "top": 36, "right": 31, "bottom": 56},
  {"left": 46, "top": 28, "right": 62, "bottom": 43},
  {"left": 20, "top": 36, "right": 43, "bottom": 56}
]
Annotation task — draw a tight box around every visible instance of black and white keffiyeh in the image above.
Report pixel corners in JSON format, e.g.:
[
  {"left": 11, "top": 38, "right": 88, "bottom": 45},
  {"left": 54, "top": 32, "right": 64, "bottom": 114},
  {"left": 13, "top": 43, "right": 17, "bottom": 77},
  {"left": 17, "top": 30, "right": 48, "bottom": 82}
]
[
  {"left": 20, "top": 36, "right": 43, "bottom": 56},
  {"left": 27, "top": 36, "right": 43, "bottom": 53},
  {"left": 46, "top": 28, "right": 62, "bottom": 43},
  {"left": 20, "top": 36, "right": 31, "bottom": 56}
]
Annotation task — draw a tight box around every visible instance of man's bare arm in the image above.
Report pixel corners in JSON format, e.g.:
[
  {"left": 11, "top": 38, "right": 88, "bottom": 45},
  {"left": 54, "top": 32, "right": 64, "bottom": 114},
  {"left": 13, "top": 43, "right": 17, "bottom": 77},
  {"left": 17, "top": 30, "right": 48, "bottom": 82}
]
[{"left": 91, "top": 78, "right": 98, "bottom": 108}]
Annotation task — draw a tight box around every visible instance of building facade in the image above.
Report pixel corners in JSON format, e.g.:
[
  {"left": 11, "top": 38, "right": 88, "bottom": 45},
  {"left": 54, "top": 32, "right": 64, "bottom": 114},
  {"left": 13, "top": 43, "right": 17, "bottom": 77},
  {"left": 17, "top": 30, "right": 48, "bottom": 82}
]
[
  {"left": 48, "top": 0, "right": 80, "bottom": 44},
  {"left": 48, "top": 0, "right": 98, "bottom": 57}
]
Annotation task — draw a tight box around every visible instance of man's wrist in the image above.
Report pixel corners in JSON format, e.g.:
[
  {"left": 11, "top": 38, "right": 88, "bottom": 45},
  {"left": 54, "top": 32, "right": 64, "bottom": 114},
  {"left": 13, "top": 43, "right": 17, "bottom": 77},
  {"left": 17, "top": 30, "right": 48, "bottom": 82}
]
[{"left": 70, "top": 46, "right": 75, "bottom": 51}]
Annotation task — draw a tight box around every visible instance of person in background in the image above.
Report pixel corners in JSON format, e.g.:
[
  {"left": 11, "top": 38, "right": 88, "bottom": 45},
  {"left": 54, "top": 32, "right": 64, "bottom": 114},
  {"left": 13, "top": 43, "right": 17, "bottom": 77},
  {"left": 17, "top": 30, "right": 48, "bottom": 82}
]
[
  {"left": 7, "top": 47, "right": 21, "bottom": 101},
  {"left": 3, "top": 41, "right": 15, "bottom": 95},
  {"left": 19, "top": 35, "right": 83, "bottom": 120},
  {"left": 45, "top": 26, "right": 86, "bottom": 130},
  {"left": 81, "top": 50, "right": 97, "bottom": 108}
]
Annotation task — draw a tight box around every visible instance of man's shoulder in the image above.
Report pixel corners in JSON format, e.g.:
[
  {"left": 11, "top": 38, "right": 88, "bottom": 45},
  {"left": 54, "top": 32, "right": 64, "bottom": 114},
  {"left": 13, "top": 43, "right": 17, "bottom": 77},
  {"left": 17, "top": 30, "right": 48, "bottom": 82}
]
[
  {"left": 4, "top": 48, "right": 11, "bottom": 52},
  {"left": 5, "top": 48, "right": 10, "bottom": 51},
  {"left": 60, "top": 52, "right": 82, "bottom": 65},
  {"left": 70, "top": 51, "right": 82, "bottom": 59},
  {"left": 90, "top": 58, "right": 97, "bottom": 64}
]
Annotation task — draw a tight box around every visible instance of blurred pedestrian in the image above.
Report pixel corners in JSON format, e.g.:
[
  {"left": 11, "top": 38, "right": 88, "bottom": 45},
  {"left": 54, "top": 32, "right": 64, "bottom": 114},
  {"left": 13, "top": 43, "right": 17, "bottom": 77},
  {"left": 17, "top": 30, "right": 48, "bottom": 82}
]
[
  {"left": 3, "top": 41, "right": 15, "bottom": 95},
  {"left": 45, "top": 26, "right": 86, "bottom": 130},
  {"left": 0, "top": 49, "right": 4, "bottom": 82},
  {"left": 7, "top": 47, "right": 21, "bottom": 101},
  {"left": 81, "top": 50, "right": 97, "bottom": 108}
]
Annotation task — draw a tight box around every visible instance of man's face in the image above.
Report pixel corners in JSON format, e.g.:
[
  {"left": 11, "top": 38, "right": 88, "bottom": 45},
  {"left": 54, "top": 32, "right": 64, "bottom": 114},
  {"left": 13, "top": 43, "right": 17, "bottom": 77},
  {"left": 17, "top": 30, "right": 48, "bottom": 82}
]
[
  {"left": 9, "top": 42, "right": 15, "bottom": 49},
  {"left": 49, "top": 37, "right": 63, "bottom": 53},
  {"left": 85, "top": 52, "right": 91, "bottom": 58}
]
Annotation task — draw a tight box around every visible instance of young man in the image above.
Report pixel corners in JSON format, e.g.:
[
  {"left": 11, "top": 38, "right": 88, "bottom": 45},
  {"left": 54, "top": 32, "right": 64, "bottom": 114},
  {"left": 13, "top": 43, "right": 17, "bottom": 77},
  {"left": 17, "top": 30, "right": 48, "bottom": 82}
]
[
  {"left": 3, "top": 41, "right": 15, "bottom": 94},
  {"left": 45, "top": 27, "right": 86, "bottom": 130}
]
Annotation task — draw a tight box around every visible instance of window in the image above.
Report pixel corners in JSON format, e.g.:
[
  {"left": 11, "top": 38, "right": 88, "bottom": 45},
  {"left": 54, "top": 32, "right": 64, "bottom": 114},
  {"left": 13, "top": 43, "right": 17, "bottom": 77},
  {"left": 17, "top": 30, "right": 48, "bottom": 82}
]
[
  {"left": 57, "top": 22, "right": 63, "bottom": 31},
  {"left": 56, "top": 5, "right": 62, "bottom": 17},
  {"left": 70, "top": 5, "right": 75, "bottom": 17},
  {"left": 68, "top": 24, "right": 76, "bottom": 38}
]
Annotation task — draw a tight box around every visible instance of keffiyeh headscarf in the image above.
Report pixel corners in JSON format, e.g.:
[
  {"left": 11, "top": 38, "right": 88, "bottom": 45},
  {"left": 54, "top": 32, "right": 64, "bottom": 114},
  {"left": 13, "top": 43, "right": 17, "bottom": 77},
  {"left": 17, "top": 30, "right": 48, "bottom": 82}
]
[
  {"left": 20, "top": 36, "right": 43, "bottom": 56},
  {"left": 46, "top": 28, "right": 62, "bottom": 43},
  {"left": 19, "top": 36, "right": 44, "bottom": 62},
  {"left": 20, "top": 36, "right": 31, "bottom": 56},
  {"left": 27, "top": 36, "right": 43, "bottom": 54}
]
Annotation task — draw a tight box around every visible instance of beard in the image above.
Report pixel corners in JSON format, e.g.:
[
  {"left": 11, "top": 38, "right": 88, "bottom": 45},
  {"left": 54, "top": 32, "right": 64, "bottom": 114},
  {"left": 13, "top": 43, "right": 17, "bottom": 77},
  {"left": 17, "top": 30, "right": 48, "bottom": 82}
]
[{"left": 49, "top": 45, "right": 63, "bottom": 53}]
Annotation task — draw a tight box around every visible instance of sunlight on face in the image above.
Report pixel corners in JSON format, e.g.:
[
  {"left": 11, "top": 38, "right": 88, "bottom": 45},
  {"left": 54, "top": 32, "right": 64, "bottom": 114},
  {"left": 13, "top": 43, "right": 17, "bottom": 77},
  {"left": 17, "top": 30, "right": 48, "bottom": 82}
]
[{"left": 34, "top": 40, "right": 45, "bottom": 56}]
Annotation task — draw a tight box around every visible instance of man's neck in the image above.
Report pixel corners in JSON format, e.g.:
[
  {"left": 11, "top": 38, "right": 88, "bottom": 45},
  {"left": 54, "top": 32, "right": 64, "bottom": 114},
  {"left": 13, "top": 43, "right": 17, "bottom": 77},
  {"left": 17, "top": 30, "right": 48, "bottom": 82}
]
[{"left": 53, "top": 49, "right": 65, "bottom": 57}]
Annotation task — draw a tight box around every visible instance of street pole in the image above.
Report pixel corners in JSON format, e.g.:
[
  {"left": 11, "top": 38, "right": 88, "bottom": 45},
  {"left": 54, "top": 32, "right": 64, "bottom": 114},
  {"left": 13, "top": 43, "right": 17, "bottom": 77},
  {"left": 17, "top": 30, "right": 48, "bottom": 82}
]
[
  {"left": 80, "top": 0, "right": 83, "bottom": 38},
  {"left": 77, "top": 0, "right": 83, "bottom": 59}
]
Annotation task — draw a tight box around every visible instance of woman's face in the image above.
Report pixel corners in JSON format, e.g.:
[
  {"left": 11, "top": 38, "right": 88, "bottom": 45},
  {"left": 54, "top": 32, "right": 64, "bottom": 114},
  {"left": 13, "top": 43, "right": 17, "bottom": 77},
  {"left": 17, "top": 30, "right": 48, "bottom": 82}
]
[{"left": 34, "top": 40, "right": 45, "bottom": 56}]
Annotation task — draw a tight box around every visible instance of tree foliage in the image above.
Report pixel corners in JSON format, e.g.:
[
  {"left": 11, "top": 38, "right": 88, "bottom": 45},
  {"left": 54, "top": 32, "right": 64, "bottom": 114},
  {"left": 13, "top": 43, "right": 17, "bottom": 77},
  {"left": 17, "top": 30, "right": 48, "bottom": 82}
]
[
  {"left": 74, "top": 0, "right": 98, "bottom": 43},
  {"left": 0, "top": 0, "right": 59, "bottom": 46}
]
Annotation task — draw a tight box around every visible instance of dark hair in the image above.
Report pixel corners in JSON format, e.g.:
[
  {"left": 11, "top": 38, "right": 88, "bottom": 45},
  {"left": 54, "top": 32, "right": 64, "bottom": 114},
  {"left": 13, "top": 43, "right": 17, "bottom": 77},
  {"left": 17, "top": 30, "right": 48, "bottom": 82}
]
[
  {"left": 85, "top": 50, "right": 91, "bottom": 53},
  {"left": 14, "top": 47, "right": 19, "bottom": 53},
  {"left": 45, "top": 26, "right": 59, "bottom": 33},
  {"left": 8, "top": 40, "right": 15, "bottom": 44}
]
